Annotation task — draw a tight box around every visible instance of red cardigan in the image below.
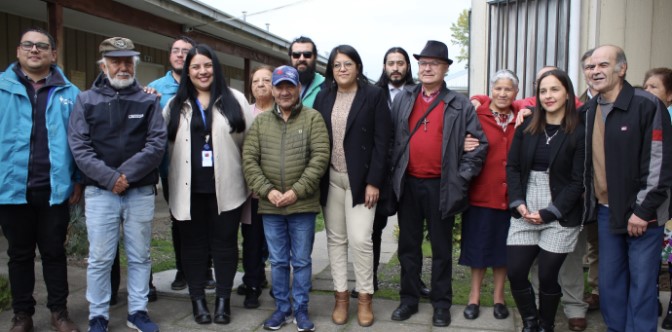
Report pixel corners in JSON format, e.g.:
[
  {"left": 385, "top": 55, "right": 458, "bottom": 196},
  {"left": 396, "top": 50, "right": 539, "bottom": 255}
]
[{"left": 468, "top": 98, "right": 518, "bottom": 210}]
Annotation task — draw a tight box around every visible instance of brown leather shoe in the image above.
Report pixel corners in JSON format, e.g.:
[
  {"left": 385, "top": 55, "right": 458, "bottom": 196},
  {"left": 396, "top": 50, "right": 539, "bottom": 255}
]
[
  {"left": 10, "top": 313, "right": 33, "bottom": 332},
  {"left": 51, "top": 309, "right": 80, "bottom": 332},
  {"left": 568, "top": 317, "right": 587, "bottom": 331},
  {"left": 332, "top": 291, "right": 349, "bottom": 325},
  {"left": 357, "top": 293, "right": 374, "bottom": 327},
  {"left": 583, "top": 293, "right": 599, "bottom": 311}
]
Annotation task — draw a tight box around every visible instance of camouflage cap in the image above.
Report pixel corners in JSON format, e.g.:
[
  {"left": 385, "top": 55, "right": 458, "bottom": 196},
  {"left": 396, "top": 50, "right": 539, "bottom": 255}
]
[{"left": 99, "top": 37, "right": 140, "bottom": 57}]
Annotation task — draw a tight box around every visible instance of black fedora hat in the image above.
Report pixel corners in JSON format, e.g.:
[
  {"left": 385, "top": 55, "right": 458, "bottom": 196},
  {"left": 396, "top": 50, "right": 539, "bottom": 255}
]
[{"left": 413, "top": 40, "right": 453, "bottom": 65}]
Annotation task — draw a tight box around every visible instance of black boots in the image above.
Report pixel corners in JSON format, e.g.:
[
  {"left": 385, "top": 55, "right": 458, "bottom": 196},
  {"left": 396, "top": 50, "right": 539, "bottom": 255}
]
[
  {"left": 191, "top": 298, "right": 212, "bottom": 324},
  {"left": 511, "top": 288, "right": 539, "bottom": 332},
  {"left": 214, "top": 297, "right": 231, "bottom": 324},
  {"left": 538, "top": 291, "right": 562, "bottom": 332}
]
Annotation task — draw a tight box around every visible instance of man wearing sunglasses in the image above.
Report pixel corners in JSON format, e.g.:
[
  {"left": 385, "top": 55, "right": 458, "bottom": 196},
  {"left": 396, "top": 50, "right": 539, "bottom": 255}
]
[
  {"left": 0, "top": 28, "right": 82, "bottom": 332},
  {"left": 288, "top": 36, "right": 325, "bottom": 108}
]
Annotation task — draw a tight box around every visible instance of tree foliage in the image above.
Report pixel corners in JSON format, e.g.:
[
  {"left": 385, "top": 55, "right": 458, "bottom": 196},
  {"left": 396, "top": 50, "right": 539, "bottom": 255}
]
[{"left": 450, "top": 9, "right": 470, "bottom": 66}]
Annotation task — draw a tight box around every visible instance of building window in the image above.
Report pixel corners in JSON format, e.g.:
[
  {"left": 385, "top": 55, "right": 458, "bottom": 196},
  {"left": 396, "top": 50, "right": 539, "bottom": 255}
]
[{"left": 487, "top": 0, "right": 571, "bottom": 97}]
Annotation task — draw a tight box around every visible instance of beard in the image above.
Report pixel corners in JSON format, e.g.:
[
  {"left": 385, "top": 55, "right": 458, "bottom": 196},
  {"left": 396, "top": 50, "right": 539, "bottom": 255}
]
[
  {"left": 297, "top": 62, "right": 316, "bottom": 86},
  {"left": 389, "top": 76, "right": 405, "bottom": 87},
  {"left": 173, "top": 66, "right": 183, "bottom": 76},
  {"left": 388, "top": 71, "right": 406, "bottom": 87},
  {"left": 106, "top": 71, "right": 135, "bottom": 89}
]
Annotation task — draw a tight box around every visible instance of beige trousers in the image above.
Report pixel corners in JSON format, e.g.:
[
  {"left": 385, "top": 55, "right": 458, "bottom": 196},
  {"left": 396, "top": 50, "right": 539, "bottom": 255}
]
[{"left": 324, "top": 169, "right": 376, "bottom": 294}]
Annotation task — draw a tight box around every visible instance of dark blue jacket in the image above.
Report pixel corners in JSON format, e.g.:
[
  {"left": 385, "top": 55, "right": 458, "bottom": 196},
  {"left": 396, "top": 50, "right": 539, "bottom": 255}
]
[
  {"left": 68, "top": 73, "right": 167, "bottom": 190},
  {"left": 581, "top": 81, "right": 672, "bottom": 233}
]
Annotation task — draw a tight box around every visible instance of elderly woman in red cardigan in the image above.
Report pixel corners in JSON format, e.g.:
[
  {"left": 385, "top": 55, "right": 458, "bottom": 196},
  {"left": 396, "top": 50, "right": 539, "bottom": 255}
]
[{"left": 460, "top": 69, "right": 519, "bottom": 321}]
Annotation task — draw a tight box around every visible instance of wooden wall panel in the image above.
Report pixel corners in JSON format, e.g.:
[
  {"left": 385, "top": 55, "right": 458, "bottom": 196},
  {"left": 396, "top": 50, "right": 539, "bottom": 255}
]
[
  {"left": 0, "top": 13, "right": 9, "bottom": 68},
  {"left": 0, "top": 14, "right": 47, "bottom": 70}
]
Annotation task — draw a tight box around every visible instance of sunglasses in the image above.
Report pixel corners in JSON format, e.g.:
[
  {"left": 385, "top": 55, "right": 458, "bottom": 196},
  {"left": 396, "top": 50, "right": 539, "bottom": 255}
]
[{"left": 291, "top": 51, "right": 313, "bottom": 59}]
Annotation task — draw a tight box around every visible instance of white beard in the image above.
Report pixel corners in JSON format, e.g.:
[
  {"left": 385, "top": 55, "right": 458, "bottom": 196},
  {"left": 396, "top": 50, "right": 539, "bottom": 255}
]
[{"left": 106, "top": 71, "right": 135, "bottom": 89}]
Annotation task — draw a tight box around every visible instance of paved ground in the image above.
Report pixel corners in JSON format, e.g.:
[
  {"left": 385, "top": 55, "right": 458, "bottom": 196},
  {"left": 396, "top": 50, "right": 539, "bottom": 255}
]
[{"left": 0, "top": 194, "right": 667, "bottom": 331}]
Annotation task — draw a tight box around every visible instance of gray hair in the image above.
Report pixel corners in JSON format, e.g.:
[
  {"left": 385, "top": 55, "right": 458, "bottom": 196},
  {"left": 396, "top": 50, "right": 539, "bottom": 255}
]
[
  {"left": 490, "top": 69, "right": 519, "bottom": 90},
  {"left": 581, "top": 49, "right": 594, "bottom": 65},
  {"left": 98, "top": 55, "right": 140, "bottom": 67},
  {"left": 615, "top": 48, "right": 627, "bottom": 72}
]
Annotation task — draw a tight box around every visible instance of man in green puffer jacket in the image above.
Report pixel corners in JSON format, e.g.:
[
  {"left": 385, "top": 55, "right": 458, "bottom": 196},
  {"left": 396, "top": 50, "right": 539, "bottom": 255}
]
[{"left": 243, "top": 65, "right": 329, "bottom": 332}]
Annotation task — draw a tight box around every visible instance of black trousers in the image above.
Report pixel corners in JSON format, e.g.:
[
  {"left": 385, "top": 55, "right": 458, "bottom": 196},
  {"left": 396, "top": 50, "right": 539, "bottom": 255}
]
[
  {"left": 180, "top": 193, "right": 242, "bottom": 299},
  {"left": 0, "top": 189, "right": 70, "bottom": 314},
  {"left": 371, "top": 211, "right": 388, "bottom": 285},
  {"left": 397, "top": 177, "right": 454, "bottom": 309},
  {"left": 241, "top": 198, "right": 267, "bottom": 288}
]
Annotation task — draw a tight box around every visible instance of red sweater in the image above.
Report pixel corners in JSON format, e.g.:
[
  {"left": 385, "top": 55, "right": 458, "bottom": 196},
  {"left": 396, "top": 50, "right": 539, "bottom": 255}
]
[
  {"left": 468, "top": 98, "right": 517, "bottom": 210},
  {"left": 407, "top": 94, "right": 445, "bottom": 178}
]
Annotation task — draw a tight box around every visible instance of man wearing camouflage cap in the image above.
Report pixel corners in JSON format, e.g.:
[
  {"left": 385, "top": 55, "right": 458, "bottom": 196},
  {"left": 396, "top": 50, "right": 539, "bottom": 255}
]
[{"left": 68, "top": 37, "right": 166, "bottom": 332}]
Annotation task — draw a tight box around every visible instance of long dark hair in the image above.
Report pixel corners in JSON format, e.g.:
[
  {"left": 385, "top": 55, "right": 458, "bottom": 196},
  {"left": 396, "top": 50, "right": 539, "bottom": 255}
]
[
  {"left": 525, "top": 69, "right": 578, "bottom": 135},
  {"left": 324, "top": 45, "right": 368, "bottom": 91},
  {"left": 375, "top": 47, "right": 414, "bottom": 89},
  {"left": 168, "top": 44, "right": 245, "bottom": 141}
]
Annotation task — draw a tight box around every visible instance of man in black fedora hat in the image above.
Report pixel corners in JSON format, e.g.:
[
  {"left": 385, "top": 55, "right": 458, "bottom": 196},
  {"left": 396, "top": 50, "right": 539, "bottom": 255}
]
[{"left": 389, "top": 40, "right": 487, "bottom": 327}]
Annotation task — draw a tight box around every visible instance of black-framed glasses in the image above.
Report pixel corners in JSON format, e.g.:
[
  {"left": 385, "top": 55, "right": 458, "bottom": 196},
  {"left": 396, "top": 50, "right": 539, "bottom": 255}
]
[
  {"left": 19, "top": 41, "right": 51, "bottom": 52},
  {"left": 291, "top": 51, "right": 313, "bottom": 59}
]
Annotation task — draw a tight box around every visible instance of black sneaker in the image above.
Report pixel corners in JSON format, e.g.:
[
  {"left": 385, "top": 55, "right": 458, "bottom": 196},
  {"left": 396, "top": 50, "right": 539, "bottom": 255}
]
[
  {"left": 147, "top": 286, "right": 158, "bottom": 302},
  {"left": 244, "top": 287, "right": 261, "bottom": 309},
  {"left": 237, "top": 283, "right": 249, "bottom": 296},
  {"left": 171, "top": 271, "right": 187, "bottom": 290}
]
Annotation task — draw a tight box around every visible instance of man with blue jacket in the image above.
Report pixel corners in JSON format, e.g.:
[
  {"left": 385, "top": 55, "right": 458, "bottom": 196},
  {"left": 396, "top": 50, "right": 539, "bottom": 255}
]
[
  {"left": 68, "top": 37, "right": 166, "bottom": 332},
  {"left": 0, "top": 28, "right": 81, "bottom": 332}
]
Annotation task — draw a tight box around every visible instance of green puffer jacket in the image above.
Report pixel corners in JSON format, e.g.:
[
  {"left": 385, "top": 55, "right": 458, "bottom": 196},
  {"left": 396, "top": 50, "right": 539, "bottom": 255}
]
[{"left": 243, "top": 103, "right": 330, "bottom": 215}]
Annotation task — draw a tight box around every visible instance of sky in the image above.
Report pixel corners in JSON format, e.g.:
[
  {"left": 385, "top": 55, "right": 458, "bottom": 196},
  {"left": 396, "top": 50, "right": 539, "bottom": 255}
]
[{"left": 200, "top": 0, "right": 471, "bottom": 82}]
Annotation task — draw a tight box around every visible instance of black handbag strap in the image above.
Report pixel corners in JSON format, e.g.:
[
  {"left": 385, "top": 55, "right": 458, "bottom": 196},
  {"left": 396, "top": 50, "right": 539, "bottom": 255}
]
[{"left": 390, "top": 88, "right": 448, "bottom": 170}]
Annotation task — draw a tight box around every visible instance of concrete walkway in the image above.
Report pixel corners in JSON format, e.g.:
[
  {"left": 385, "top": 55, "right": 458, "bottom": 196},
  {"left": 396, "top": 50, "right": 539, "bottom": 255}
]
[{"left": 0, "top": 194, "right": 667, "bottom": 331}]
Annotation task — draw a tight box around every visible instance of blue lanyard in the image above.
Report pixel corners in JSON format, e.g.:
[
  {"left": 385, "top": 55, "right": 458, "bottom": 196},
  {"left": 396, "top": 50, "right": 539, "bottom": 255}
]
[
  {"left": 195, "top": 99, "right": 208, "bottom": 132},
  {"left": 195, "top": 99, "right": 211, "bottom": 150}
]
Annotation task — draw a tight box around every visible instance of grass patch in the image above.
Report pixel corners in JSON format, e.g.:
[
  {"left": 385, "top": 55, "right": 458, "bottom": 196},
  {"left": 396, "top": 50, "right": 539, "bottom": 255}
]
[
  {"left": 315, "top": 212, "right": 325, "bottom": 233},
  {"left": 376, "top": 245, "right": 515, "bottom": 306},
  {"left": 0, "top": 275, "right": 10, "bottom": 311},
  {"left": 150, "top": 239, "right": 177, "bottom": 272}
]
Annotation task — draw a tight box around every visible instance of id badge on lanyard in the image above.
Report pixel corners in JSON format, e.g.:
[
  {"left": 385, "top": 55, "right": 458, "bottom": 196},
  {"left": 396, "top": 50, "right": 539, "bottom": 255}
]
[{"left": 197, "top": 100, "right": 213, "bottom": 168}]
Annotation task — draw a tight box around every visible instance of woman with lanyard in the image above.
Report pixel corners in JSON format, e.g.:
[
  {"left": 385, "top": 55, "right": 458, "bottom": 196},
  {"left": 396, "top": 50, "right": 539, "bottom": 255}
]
[{"left": 164, "top": 44, "right": 253, "bottom": 325}]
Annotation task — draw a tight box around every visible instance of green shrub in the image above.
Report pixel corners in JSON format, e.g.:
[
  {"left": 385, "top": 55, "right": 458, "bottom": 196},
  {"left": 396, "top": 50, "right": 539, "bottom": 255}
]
[{"left": 65, "top": 203, "right": 89, "bottom": 259}]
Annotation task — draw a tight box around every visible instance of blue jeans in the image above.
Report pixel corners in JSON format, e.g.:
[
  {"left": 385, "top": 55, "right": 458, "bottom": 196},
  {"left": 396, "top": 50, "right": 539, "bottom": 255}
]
[
  {"left": 597, "top": 205, "right": 664, "bottom": 332},
  {"left": 262, "top": 213, "right": 316, "bottom": 314},
  {"left": 84, "top": 185, "right": 155, "bottom": 319}
]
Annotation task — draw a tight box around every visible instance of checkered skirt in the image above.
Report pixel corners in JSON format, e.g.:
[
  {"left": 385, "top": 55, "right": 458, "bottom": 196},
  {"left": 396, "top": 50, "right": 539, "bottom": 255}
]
[{"left": 507, "top": 171, "right": 579, "bottom": 253}]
